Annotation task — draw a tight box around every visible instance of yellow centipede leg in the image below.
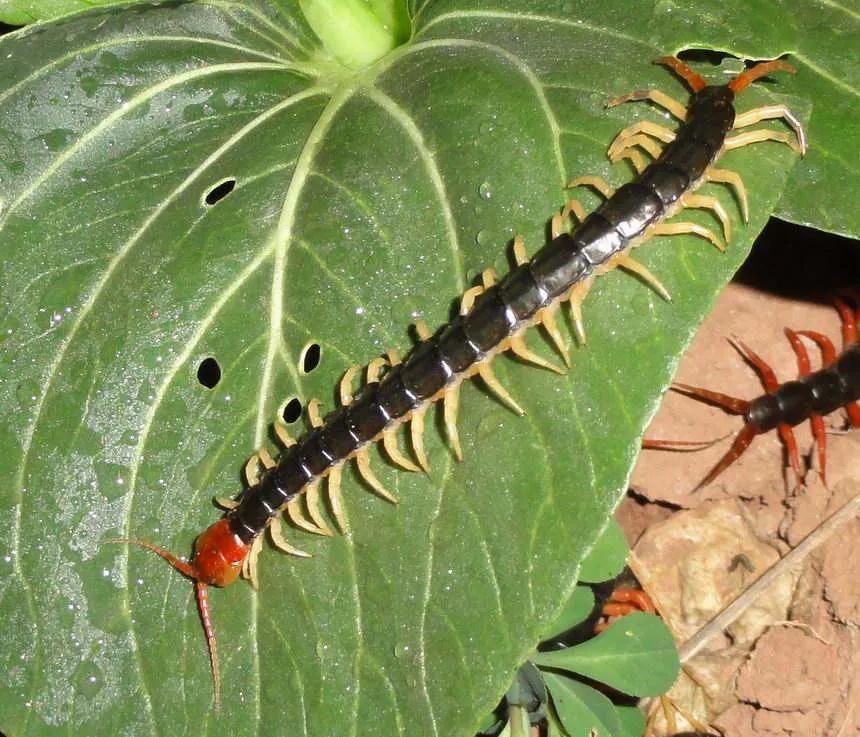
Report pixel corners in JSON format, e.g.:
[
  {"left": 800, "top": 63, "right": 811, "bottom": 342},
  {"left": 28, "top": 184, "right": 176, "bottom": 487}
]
[
  {"left": 608, "top": 133, "right": 663, "bottom": 160},
  {"left": 614, "top": 254, "right": 672, "bottom": 301},
  {"left": 723, "top": 128, "right": 803, "bottom": 156},
  {"left": 326, "top": 464, "right": 349, "bottom": 534},
  {"left": 606, "top": 88, "right": 688, "bottom": 121},
  {"left": 566, "top": 175, "right": 615, "bottom": 199},
  {"left": 562, "top": 198, "right": 587, "bottom": 225},
  {"left": 213, "top": 496, "right": 238, "bottom": 511},
  {"left": 286, "top": 496, "right": 330, "bottom": 536},
  {"left": 538, "top": 305, "right": 571, "bottom": 367},
  {"left": 242, "top": 535, "right": 264, "bottom": 590},
  {"left": 477, "top": 363, "right": 525, "bottom": 415},
  {"left": 307, "top": 399, "right": 324, "bottom": 428},
  {"left": 410, "top": 406, "right": 430, "bottom": 473},
  {"left": 355, "top": 448, "right": 398, "bottom": 504},
  {"left": 339, "top": 365, "right": 361, "bottom": 406},
  {"left": 415, "top": 320, "right": 432, "bottom": 341},
  {"left": 706, "top": 168, "right": 749, "bottom": 223},
  {"left": 681, "top": 193, "right": 732, "bottom": 243},
  {"left": 443, "top": 386, "right": 463, "bottom": 461},
  {"left": 652, "top": 221, "right": 725, "bottom": 251},
  {"left": 269, "top": 515, "right": 312, "bottom": 558},
  {"left": 460, "top": 284, "right": 484, "bottom": 315},
  {"left": 567, "top": 279, "right": 593, "bottom": 345},
  {"left": 366, "top": 356, "right": 388, "bottom": 384},
  {"left": 509, "top": 334, "right": 565, "bottom": 374},
  {"left": 245, "top": 454, "right": 263, "bottom": 486},
  {"left": 383, "top": 428, "right": 420, "bottom": 472},
  {"left": 274, "top": 421, "right": 296, "bottom": 448},
  {"left": 611, "top": 148, "right": 648, "bottom": 174},
  {"left": 258, "top": 447, "right": 276, "bottom": 469},
  {"left": 305, "top": 481, "right": 333, "bottom": 536},
  {"left": 608, "top": 121, "right": 675, "bottom": 158},
  {"left": 513, "top": 235, "right": 528, "bottom": 265},
  {"left": 732, "top": 105, "right": 807, "bottom": 155}
]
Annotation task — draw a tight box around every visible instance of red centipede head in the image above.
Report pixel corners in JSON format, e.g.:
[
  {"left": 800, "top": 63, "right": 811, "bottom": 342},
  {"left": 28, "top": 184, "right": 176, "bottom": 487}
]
[{"left": 191, "top": 518, "right": 249, "bottom": 587}]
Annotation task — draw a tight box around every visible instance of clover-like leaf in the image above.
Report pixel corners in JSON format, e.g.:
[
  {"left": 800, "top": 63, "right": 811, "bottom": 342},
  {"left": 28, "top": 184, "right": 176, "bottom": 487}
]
[{"left": 534, "top": 613, "right": 680, "bottom": 697}]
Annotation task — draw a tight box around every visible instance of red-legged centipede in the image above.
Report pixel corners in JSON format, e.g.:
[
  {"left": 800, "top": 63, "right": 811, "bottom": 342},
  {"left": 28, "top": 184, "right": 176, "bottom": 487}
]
[
  {"left": 108, "top": 56, "right": 806, "bottom": 709},
  {"left": 644, "top": 296, "right": 860, "bottom": 489}
]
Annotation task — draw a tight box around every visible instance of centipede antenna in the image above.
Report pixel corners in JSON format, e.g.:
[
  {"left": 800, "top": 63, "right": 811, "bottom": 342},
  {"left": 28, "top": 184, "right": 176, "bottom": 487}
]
[
  {"left": 653, "top": 56, "right": 707, "bottom": 93},
  {"left": 728, "top": 59, "right": 796, "bottom": 94},
  {"left": 104, "top": 537, "right": 198, "bottom": 580}
]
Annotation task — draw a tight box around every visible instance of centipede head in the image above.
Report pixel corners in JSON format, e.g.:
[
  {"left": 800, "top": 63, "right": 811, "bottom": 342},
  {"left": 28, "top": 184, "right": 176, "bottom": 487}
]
[{"left": 105, "top": 518, "right": 250, "bottom": 712}]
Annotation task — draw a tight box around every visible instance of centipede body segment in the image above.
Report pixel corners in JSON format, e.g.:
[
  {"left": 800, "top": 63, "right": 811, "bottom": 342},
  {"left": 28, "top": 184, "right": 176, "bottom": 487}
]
[{"left": 108, "top": 55, "right": 806, "bottom": 709}]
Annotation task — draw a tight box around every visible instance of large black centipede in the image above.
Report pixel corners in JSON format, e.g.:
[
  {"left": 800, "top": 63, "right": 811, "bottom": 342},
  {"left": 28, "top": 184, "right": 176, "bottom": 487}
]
[
  {"left": 645, "top": 295, "right": 860, "bottom": 489},
  {"left": 111, "top": 56, "right": 806, "bottom": 709}
]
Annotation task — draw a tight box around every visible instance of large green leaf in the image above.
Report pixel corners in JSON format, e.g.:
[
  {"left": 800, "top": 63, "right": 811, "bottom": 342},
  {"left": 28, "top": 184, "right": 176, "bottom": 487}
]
[
  {"left": 775, "top": 0, "right": 860, "bottom": 236},
  {"left": 0, "top": 2, "right": 805, "bottom": 736}
]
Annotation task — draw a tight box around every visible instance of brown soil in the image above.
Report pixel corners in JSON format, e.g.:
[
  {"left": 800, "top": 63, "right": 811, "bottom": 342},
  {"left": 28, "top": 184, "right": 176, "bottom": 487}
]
[{"left": 623, "top": 281, "right": 860, "bottom": 737}]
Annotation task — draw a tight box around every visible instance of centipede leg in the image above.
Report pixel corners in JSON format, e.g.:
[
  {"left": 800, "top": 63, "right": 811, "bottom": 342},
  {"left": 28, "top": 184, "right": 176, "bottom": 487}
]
[
  {"left": 339, "top": 365, "right": 361, "bottom": 406},
  {"left": 652, "top": 221, "right": 724, "bottom": 251},
  {"left": 609, "top": 133, "right": 664, "bottom": 160},
  {"left": 537, "top": 304, "right": 571, "bottom": 366},
  {"left": 326, "top": 464, "right": 349, "bottom": 534},
  {"left": 609, "top": 120, "right": 675, "bottom": 156},
  {"left": 477, "top": 362, "right": 525, "bottom": 415},
  {"left": 286, "top": 496, "right": 330, "bottom": 536},
  {"left": 566, "top": 175, "right": 615, "bottom": 199},
  {"left": 696, "top": 423, "right": 759, "bottom": 490},
  {"left": 605, "top": 88, "right": 689, "bottom": 120},
  {"left": 671, "top": 383, "right": 751, "bottom": 415},
  {"left": 835, "top": 296, "right": 858, "bottom": 346},
  {"left": 778, "top": 423, "right": 805, "bottom": 488},
  {"left": 383, "top": 428, "right": 421, "bottom": 472},
  {"left": 509, "top": 333, "right": 566, "bottom": 373},
  {"left": 705, "top": 168, "right": 749, "bottom": 223},
  {"left": 681, "top": 193, "right": 732, "bottom": 243},
  {"left": 443, "top": 386, "right": 464, "bottom": 460},
  {"left": 512, "top": 235, "right": 529, "bottom": 265},
  {"left": 410, "top": 406, "right": 430, "bottom": 472},
  {"left": 731, "top": 338, "right": 780, "bottom": 392},
  {"left": 786, "top": 328, "right": 827, "bottom": 485},
  {"left": 724, "top": 129, "right": 803, "bottom": 156},
  {"left": 304, "top": 481, "right": 333, "bottom": 536},
  {"left": 269, "top": 516, "right": 312, "bottom": 558},
  {"left": 614, "top": 253, "right": 672, "bottom": 301},
  {"left": 355, "top": 448, "right": 398, "bottom": 504},
  {"left": 832, "top": 297, "right": 860, "bottom": 426},
  {"left": 732, "top": 105, "right": 807, "bottom": 155},
  {"left": 567, "top": 278, "right": 593, "bottom": 345},
  {"left": 242, "top": 534, "right": 264, "bottom": 589},
  {"left": 612, "top": 147, "right": 648, "bottom": 174}
]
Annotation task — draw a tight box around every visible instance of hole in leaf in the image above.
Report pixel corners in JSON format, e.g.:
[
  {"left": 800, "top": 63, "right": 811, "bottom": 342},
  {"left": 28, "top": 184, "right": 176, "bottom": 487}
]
[
  {"left": 204, "top": 178, "right": 236, "bottom": 206},
  {"left": 301, "top": 342, "right": 321, "bottom": 373},
  {"left": 282, "top": 397, "right": 302, "bottom": 424},
  {"left": 197, "top": 357, "right": 221, "bottom": 388}
]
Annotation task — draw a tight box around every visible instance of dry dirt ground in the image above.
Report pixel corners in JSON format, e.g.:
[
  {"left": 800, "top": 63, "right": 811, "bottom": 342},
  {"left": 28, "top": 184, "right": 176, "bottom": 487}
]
[{"left": 623, "top": 281, "right": 860, "bottom": 737}]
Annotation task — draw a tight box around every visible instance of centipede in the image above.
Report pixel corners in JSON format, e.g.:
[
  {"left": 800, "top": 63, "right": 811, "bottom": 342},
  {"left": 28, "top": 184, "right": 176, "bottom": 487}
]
[
  {"left": 109, "top": 56, "right": 806, "bottom": 709},
  {"left": 644, "top": 296, "right": 860, "bottom": 489}
]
